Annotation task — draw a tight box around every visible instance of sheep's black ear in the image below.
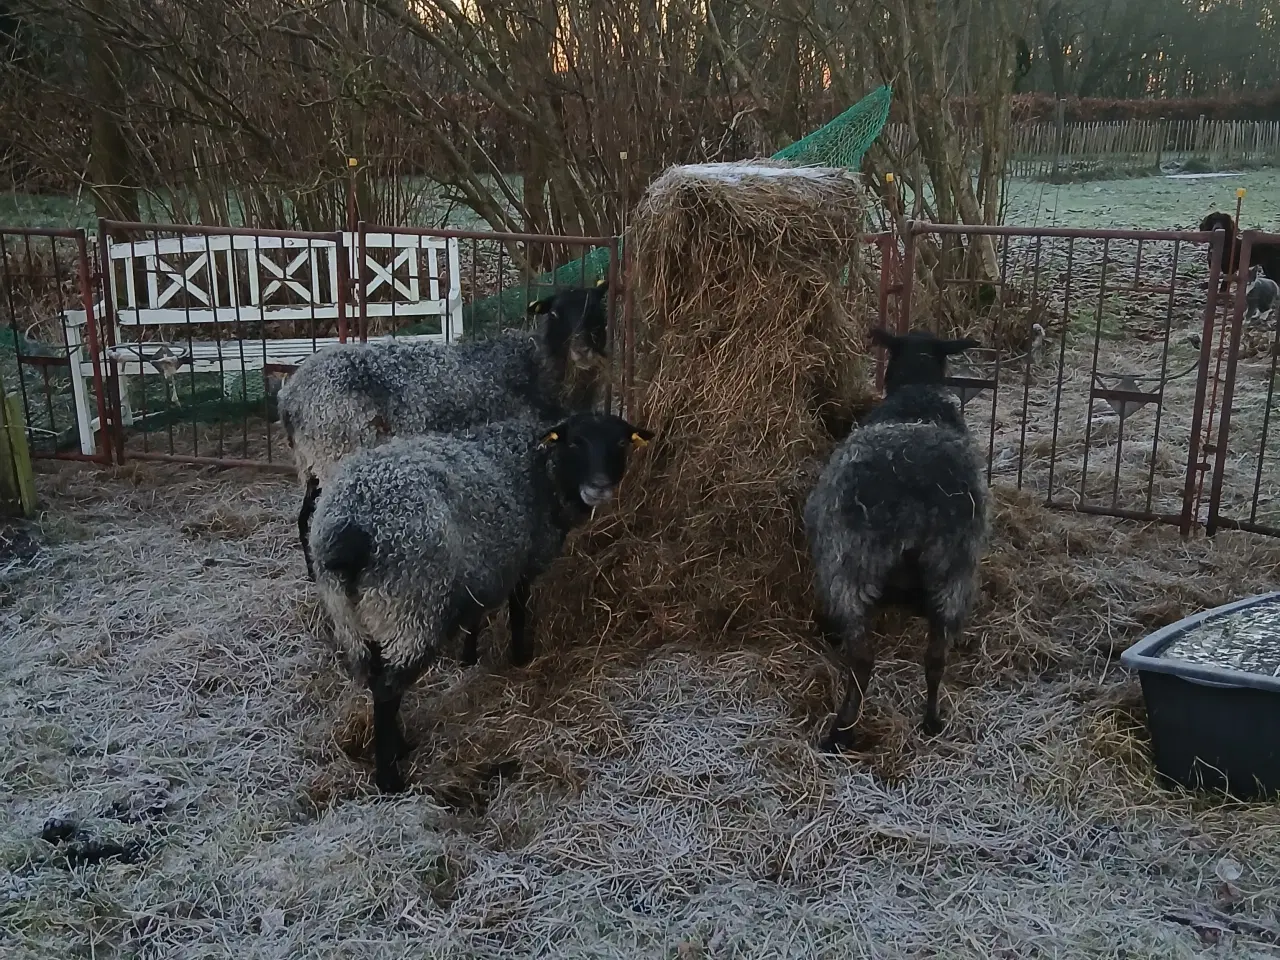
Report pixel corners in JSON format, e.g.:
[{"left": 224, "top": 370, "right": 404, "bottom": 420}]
[
  {"left": 869, "top": 328, "right": 901, "bottom": 352},
  {"left": 528, "top": 295, "right": 555, "bottom": 315}
]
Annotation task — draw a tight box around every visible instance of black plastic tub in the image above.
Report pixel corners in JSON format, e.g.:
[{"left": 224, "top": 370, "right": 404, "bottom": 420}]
[{"left": 1121, "top": 591, "right": 1280, "bottom": 799}]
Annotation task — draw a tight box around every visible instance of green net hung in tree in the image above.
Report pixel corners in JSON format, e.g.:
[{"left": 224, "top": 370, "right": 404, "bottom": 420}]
[{"left": 442, "top": 84, "right": 894, "bottom": 338}]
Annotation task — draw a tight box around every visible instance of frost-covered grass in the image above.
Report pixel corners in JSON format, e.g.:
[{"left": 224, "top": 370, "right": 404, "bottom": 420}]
[{"left": 1003, "top": 168, "right": 1280, "bottom": 232}]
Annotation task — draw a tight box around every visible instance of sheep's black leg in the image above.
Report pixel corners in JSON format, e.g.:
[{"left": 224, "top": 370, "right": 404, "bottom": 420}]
[
  {"left": 458, "top": 609, "right": 485, "bottom": 667},
  {"left": 820, "top": 618, "right": 874, "bottom": 753},
  {"left": 815, "top": 610, "right": 843, "bottom": 649},
  {"left": 508, "top": 579, "right": 534, "bottom": 667},
  {"left": 371, "top": 690, "right": 408, "bottom": 793},
  {"left": 298, "top": 475, "right": 320, "bottom": 582},
  {"left": 461, "top": 628, "right": 480, "bottom": 667},
  {"left": 922, "top": 615, "right": 955, "bottom": 737}
]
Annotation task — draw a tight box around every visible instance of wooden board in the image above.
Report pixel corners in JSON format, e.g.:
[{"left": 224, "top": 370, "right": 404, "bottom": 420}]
[{"left": 0, "top": 378, "right": 37, "bottom": 517}]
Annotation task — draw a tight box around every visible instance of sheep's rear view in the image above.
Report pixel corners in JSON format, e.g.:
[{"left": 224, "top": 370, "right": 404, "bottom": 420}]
[{"left": 804, "top": 328, "right": 989, "bottom": 751}]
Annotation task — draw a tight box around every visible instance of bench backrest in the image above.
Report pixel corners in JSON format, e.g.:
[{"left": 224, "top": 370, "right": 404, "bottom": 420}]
[{"left": 102, "top": 231, "right": 463, "bottom": 340}]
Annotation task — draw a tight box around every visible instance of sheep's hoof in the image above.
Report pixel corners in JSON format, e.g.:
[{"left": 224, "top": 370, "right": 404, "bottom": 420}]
[
  {"left": 509, "top": 646, "right": 534, "bottom": 668},
  {"left": 921, "top": 714, "right": 947, "bottom": 737},
  {"left": 375, "top": 767, "right": 408, "bottom": 794},
  {"left": 818, "top": 724, "right": 859, "bottom": 754}
]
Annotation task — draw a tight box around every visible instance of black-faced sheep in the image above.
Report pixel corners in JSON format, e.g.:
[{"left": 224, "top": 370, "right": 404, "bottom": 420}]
[
  {"left": 804, "top": 328, "right": 989, "bottom": 751},
  {"left": 1199, "top": 212, "right": 1280, "bottom": 292},
  {"left": 308, "top": 410, "right": 653, "bottom": 793},
  {"left": 279, "top": 281, "right": 613, "bottom": 583}
]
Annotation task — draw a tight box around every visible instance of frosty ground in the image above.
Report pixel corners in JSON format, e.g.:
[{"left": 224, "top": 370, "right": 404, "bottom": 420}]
[{"left": 5, "top": 460, "right": 1280, "bottom": 958}]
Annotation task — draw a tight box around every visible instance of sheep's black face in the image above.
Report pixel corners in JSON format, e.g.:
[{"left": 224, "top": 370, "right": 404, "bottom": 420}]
[
  {"left": 530, "top": 281, "right": 611, "bottom": 366},
  {"left": 539, "top": 413, "right": 653, "bottom": 509},
  {"left": 1201, "top": 212, "right": 1235, "bottom": 234},
  {"left": 871, "top": 327, "right": 980, "bottom": 393}
]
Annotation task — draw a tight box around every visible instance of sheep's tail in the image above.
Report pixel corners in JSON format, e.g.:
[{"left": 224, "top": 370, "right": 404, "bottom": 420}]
[{"left": 316, "top": 519, "right": 372, "bottom": 607}]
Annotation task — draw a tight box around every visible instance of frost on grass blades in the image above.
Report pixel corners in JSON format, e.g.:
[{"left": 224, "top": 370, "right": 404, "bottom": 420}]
[{"left": 1159, "top": 594, "right": 1280, "bottom": 677}]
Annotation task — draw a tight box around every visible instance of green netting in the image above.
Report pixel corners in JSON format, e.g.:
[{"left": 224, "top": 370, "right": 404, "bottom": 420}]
[
  {"left": 439, "top": 84, "right": 894, "bottom": 337},
  {"left": 775, "top": 84, "right": 893, "bottom": 167}
]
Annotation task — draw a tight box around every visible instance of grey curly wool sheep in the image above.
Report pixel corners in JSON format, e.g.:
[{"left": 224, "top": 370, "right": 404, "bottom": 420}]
[
  {"left": 279, "top": 280, "right": 613, "bottom": 581},
  {"left": 308, "top": 410, "right": 653, "bottom": 794},
  {"left": 805, "top": 327, "right": 989, "bottom": 751}
]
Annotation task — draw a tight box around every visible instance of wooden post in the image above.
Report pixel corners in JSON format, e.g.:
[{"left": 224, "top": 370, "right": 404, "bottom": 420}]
[
  {"left": 0, "top": 372, "right": 37, "bottom": 518},
  {"left": 1155, "top": 117, "right": 1164, "bottom": 170},
  {"left": 346, "top": 157, "right": 359, "bottom": 233},
  {"left": 1052, "top": 98, "right": 1066, "bottom": 179}
]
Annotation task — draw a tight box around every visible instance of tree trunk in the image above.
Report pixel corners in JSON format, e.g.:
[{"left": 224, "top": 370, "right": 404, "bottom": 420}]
[
  {"left": 776, "top": 17, "right": 803, "bottom": 142},
  {"left": 84, "top": 0, "right": 138, "bottom": 226},
  {"left": 1037, "top": 0, "right": 1069, "bottom": 98}
]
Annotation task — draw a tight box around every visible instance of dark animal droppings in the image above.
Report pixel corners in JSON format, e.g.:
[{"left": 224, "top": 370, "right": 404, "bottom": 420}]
[
  {"left": 60, "top": 839, "right": 146, "bottom": 869},
  {"left": 39, "top": 818, "right": 81, "bottom": 844}
]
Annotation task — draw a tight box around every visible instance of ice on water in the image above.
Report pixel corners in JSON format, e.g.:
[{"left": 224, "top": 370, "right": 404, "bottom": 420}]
[{"left": 1159, "top": 595, "right": 1280, "bottom": 677}]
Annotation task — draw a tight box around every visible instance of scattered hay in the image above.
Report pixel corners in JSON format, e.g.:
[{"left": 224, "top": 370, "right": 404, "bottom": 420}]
[
  {"left": 541, "top": 161, "right": 873, "bottom": 660},
  {"left": 6, "top": 453, "right": 1280, "bottom": 955}
]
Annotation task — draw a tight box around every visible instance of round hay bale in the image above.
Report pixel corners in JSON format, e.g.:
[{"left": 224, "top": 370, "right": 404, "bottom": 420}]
[{"left": 542, "top": 161, "right": 875, "bottom": 654}]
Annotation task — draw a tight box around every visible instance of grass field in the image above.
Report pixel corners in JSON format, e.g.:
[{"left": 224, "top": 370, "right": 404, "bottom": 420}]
[
  {"left": 1003, "top": 169, "right": 1280, "bottom": 232},
  {"left": 5, "top": 171, "right": 1280, "bottom": 958},
  {"left": 0, "top": 179, "right": 505, "bottom": 234},
  {"left": 6, "top": 167, "right": 1280, "bottom": 234}
]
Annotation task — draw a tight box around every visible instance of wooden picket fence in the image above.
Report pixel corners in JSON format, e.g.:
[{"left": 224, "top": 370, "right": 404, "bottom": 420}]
[{"left": 882, "top": 118, "right": 1280, "bottom": 180}]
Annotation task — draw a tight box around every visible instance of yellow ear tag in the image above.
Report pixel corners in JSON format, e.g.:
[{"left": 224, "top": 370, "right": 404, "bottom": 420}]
[
  {"left": 544, "top": 431, "right": 559, "bottom": 443},
  {"left": 596, "top": 277, "right": 608, "bottom": 288},
  {"left": 527, "top": 300, "right": 539, "bottom": 311},
  {"left": 630, "top": 432, "right": 649, "bottom": 449}
]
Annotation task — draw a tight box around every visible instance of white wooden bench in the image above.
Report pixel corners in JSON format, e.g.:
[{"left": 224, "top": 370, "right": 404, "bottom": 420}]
[{"left": 64, "top": 231, "right": 463, "bottom": 456}]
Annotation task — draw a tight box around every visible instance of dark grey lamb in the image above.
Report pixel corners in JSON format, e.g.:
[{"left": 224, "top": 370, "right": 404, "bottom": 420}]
[
  {"left": 1246, "top": 264, "right": 1280, "bottom": 326},
  {"left": 804, "top": 327, "right": 989, "bottom": 751},
  {"left": 307, "top": 410, "right": 654, "bottom": 794},
  {"left": 279, "top": 280, "right": 613, "bottom": 581}
]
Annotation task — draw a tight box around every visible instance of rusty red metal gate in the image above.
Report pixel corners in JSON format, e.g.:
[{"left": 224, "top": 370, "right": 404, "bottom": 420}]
[
  {"left": 1203, "top": 229, "right": 1280, "bottom": 537},
  {"left": 892, "top": 220, "right": 1260, "bottom": 536},
  {"left": 0, "top": 226, "right": 111, "bottom": 465}
]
